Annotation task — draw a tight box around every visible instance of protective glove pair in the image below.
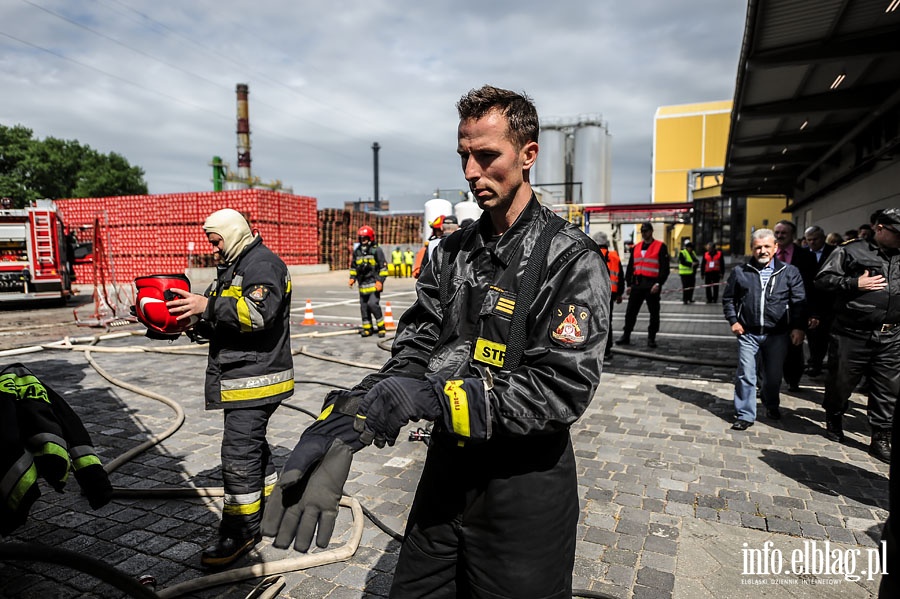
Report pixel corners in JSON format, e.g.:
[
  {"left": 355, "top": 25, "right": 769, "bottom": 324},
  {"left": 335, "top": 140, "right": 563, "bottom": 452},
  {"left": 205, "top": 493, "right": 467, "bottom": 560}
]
[
  {"left": 352, "top": 375, "right": 491, "bottom": 448},
  {"left": 262, "top": 376, "right": 491, "bottom": 552},
  {"left": 261, "top": 389, "right": 366, "bottom": 552}
]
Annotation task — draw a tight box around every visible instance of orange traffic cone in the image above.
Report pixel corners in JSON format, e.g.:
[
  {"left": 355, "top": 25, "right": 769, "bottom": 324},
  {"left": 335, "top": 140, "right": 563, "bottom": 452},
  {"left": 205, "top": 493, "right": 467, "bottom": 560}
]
[
  {"left": 301, "top": 299, "right": 317, "bottom": 325},
  {"left": 383, "top": 302, "right": 396, "bottom": 330}
]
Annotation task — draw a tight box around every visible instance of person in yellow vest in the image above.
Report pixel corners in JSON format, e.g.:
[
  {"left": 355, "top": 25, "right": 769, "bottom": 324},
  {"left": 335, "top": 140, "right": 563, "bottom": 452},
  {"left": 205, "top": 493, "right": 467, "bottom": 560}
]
[
  {"left": 593, "top": 231, "right": 624, "bottom": 360},
  {"left": 678, "top": 240, "right": 699, "bottom": 304},
  {"left": 391, "top": 247, "right": 403, "bottom": 278},
  {"left": 402, "top": 248, "right": 414, "bottom": 277},
  {"left": 617, "top": 222, "right": 670, "bottom": 348}
]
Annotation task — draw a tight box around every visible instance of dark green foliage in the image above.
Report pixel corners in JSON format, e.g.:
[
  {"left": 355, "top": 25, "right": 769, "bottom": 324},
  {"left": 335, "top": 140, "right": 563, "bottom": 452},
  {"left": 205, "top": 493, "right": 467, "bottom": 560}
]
[{"left": 0, "top": 124, "right": 147, "bottom": 207}]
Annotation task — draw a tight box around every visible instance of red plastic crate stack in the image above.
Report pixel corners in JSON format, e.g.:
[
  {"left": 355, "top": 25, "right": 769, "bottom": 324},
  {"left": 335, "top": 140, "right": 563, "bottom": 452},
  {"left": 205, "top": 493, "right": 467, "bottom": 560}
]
[{"left": 56, "top": 189, "right": 319, "bottom": 285}]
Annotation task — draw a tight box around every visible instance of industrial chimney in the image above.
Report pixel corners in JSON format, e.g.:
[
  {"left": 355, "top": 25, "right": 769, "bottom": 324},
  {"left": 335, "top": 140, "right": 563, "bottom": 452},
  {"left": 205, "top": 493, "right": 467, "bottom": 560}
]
[
  {"left": 236, "top": 83, "right": 252, "bottom": 184},
  {"left": 372, "top": 142, "right": 381, "bottom": 211}
]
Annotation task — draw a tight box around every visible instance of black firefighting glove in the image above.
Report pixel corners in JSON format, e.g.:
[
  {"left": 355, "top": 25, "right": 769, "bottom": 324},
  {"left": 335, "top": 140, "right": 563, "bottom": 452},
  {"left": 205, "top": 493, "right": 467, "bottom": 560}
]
[
  {"left": 353, "top": 375, "right": 492, "bottom": 447},
  {"left": 261, "top": 390, "right": 365, "bottom": 552}
]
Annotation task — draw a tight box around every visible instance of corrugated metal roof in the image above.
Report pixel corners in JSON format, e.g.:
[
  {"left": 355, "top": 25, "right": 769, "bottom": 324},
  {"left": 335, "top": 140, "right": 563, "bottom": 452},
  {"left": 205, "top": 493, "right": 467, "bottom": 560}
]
[{"left": 722, "top": 0, "right": 900, "bottom": 202}]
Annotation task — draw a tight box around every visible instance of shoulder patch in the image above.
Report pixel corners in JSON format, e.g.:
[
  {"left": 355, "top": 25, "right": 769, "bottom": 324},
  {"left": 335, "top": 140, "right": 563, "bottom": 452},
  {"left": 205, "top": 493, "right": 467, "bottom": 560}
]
[
  {"left": 549, "top": 302, "right": 590, "bottom": 347},
  {"left": 247, "top": 284, "right": 269, "bottom": 302}
]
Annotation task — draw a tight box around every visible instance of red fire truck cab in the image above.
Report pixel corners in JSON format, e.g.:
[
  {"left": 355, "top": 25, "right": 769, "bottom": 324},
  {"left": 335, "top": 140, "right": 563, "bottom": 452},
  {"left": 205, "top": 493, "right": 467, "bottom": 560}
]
[{"left": 0, "top": 200, "right": 74, "bottom": 302}]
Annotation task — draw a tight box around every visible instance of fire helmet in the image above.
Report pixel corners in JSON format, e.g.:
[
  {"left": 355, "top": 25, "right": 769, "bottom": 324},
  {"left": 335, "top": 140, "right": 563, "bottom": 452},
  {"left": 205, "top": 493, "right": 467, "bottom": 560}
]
[
  {"left": 430, "top": 215, "right": 446, "bottom": 230},
  {"left": 358, "top": 225, "right": 375, "bottom": 242},
  {"left": 133, "top": 274, "right": 197, "bottom": 339}
]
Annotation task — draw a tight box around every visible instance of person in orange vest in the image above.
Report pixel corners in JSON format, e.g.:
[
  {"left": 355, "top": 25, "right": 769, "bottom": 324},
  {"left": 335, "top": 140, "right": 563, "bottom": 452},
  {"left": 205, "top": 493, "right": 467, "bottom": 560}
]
[
  {"left": 593, "top": 231, "right": 624, "bottom": 361},
  {"left": 702, "top": 241, "right": 724, "bottom": 304},
  {"left": 616, "top": 222, "right": 669, "bottom": 348}
]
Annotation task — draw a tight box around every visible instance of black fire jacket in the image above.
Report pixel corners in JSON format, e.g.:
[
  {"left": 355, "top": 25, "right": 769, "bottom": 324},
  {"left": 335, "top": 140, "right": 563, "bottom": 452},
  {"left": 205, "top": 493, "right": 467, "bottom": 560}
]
[
  {"left": 815, "top": 237, "right": 900, "bottom": 333},
  {"left": 200, "top": 236, "right": 294, "bottom": 410},
  {"left": 359, "top": 196, "right": 609, "bottom": 439}
]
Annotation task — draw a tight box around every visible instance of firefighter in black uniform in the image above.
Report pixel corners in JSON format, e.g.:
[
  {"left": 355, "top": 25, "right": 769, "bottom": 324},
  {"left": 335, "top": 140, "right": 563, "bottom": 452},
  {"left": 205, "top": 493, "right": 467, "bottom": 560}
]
[
  {"left": 815, "top": 207, "right": 900, "bottom": 464},
  {"left": 167, "top": 208, "right": 293, "bottom": 568},
  {"left": 262, "top": 85, "right": 609, "bottom": 599},
  {"left": 349, "top": 225, "right": 389, "bottom": 337}
]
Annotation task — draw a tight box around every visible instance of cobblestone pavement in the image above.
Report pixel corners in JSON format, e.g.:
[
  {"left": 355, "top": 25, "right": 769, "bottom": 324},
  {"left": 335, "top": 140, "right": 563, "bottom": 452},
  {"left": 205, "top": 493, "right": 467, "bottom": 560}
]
[{"left": 0, "top": 272, "right": 887, "bottom": 598}]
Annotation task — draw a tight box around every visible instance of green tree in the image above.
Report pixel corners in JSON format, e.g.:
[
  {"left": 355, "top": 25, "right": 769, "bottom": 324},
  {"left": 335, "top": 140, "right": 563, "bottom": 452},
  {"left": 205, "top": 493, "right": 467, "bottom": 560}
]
[{"left": 0, "top": 124, "right": 148, "bottom": 207}]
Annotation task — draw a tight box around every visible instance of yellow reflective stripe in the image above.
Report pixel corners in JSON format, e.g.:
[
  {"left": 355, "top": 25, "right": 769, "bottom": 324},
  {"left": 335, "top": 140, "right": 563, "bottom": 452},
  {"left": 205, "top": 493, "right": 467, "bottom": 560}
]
[
  {"left": 236, "top": 297, "right": 252, "bottom": 332},
  {"left": 221, "top": 379, "right": 294, "bottom": 402},
  {"left": 223, "top": 498, "right": 261, "bottom": 516},
  {"left": 221, "top": 286, "right": 242, "bottom": 299},
  {"left": 9, "top": 462, "right": 38, "bottom": 510},
  {"left": 317, "top": 404, "right": 334, "bottom": 421},
  {"left": 359, "top": 285, "right": 378, "bottom": 293},
  {"left": 443, "top": 380, "right": 471, "bottom": 438},
  {"left": 36, "top": 442, "right": 70, "bottom": 462},
  {"left": 263, "top": 472, "right": 278, "bottom": 497},
  {"left": 73, "top": 455, "right": 101, "bottom": 470}
]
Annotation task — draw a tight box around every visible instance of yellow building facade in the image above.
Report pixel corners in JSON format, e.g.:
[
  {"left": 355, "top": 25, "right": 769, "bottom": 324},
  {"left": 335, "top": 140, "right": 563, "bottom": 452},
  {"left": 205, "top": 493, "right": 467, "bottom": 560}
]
[{"left": 653, "top": 100, "right": 788, "bottom": 256}]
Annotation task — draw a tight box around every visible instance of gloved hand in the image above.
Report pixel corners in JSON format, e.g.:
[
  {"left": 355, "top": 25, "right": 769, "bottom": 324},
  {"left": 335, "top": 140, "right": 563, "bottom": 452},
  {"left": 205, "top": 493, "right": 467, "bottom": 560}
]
[
  {"left": 262, "top": 437, "right": 353, "bottom": 551},
  {"left": 261, "top": 389, "right": 366, "bottom": 551},
  {"left": 354, "top": 376, "right": 494, "bottom": 447},
  {"left": 348, "top": 279, "right": 355, "bottom": 288},
  {"left": 353, "top": 377, "right": 441, "bottom": 448},
  {"left": 374, "top": 280, "right": 383, "bottom": 292}
]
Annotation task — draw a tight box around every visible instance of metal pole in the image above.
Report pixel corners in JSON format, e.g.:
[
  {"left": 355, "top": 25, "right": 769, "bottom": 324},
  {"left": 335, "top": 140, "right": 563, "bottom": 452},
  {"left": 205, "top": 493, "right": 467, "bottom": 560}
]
[{"left": 372, "top": 142, "right": 381, "bottom": 211}]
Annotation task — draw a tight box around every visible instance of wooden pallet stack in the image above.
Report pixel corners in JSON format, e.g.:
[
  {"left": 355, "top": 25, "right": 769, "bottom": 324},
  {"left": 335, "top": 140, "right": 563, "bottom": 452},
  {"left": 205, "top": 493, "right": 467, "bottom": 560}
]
[{"left": 317, "top": 211, "right": 424, "bottom": 270}]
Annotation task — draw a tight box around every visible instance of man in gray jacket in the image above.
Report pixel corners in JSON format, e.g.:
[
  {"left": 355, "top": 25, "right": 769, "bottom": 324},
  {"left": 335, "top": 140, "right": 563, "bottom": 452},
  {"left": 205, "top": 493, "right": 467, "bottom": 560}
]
[{"left": 723, "top": 228, "right": 807, "bottom": 431}]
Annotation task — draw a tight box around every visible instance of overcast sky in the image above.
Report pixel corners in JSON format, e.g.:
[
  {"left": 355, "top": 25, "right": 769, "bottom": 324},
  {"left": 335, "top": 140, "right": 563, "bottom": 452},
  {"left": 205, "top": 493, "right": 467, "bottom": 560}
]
[{"left": 1, "top": 0, "right": 748, "bottom": 211}]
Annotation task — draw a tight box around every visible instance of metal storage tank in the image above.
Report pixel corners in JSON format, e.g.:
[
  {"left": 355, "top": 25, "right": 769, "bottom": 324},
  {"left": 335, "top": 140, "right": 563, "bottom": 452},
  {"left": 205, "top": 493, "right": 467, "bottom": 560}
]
[
  {"left": 423, "top": 198, "right": 453, "bottom": 242},
  {"left": 573, "top": 121, "right": 611, "bottom": 204},
  {"left": 534, "top": 128, "right": 566, "bottom": 202},
  {"left": 454, "top": 196, "right": 482, "bottom": 225}
]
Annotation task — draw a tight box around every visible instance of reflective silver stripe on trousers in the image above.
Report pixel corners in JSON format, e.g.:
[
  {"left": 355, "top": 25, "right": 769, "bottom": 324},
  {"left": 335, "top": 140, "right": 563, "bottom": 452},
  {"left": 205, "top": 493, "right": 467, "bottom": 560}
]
[{"left": 220, "top": 368, "right": 294, "bottom": 392}]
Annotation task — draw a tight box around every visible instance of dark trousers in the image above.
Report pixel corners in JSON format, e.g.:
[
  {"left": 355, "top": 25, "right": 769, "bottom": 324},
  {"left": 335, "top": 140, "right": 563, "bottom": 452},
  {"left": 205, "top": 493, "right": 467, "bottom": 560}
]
[
  {"left": 623, "top": 284, "right": 660, "bottom": 338},
  {"left": 358, "top": 291, "right": 384, "bottom": 329},
  {"left": 783, "top": 343, "right": 805, "bottom": 388},
  {"left": 605, "top": 298, "right": 617, "bottom": 356},
  {"left": 220, "top": 403, "right": 279, "bottom": 539},
  {"left": 823, "top": 328, "right": 900, "bottom": 430},
  {"left": 878, "top": 406, "right": 899, "bottom": 598},
  {"left": 390, "top": 434, "right": 577, "bottom": 599},
  {"left": 704, "top": 272, "right": 721, "bottom": 303},
  {"left": 680, "top": 273, "right": 696, "bottom": 303},
  {"left": 806, "top": 319, "right": 832, "bottom": 370}
]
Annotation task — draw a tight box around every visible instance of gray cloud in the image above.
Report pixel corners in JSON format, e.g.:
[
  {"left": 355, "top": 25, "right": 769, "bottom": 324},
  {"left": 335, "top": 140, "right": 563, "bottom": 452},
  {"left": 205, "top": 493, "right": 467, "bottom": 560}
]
[{"left": 0, "top": 0, "right": 746, "bottom": 210}]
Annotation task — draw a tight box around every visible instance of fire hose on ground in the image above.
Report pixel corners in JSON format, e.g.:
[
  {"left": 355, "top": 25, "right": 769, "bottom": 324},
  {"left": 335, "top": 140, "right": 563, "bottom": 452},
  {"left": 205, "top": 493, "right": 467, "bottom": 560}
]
[{"left": 0, "top": 327, "right": 620, "bottom": 599}]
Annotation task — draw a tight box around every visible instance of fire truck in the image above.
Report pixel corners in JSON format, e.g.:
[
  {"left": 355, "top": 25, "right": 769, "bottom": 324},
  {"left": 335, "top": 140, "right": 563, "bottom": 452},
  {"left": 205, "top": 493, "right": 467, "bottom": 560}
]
[{"left": 0, "top": 200, "right": 75, "bottom": 302}]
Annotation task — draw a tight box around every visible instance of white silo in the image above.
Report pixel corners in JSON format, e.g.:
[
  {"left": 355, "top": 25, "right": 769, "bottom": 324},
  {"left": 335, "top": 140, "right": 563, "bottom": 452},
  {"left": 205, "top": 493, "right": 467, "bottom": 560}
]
[
  {"left": 573, "top": 118, "right": 612, "bottom": 205},
  {"left": 454, "top": 193, "right": 483, "bottom": 225},
  {"left": 423, "top": 197, "right": 453, "bottom": 242},
  {"left": 534, "top": 127, "right": 567, "bottom": 203}
]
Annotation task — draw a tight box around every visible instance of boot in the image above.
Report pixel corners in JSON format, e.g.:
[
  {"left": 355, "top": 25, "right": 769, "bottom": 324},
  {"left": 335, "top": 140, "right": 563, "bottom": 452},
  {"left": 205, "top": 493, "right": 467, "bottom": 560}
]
[
  {"left": 200, "top": 533, "right": 260, "bottom": 569},
  {"left": 647, "top": 336, "right": 658, "bottom": 349},
  {"left": 616, "top": 333, "right": 631, "bottom": 345},
  {"left": 869, "top": 429, "right": 891, "bottom": 464},
  {"left": 359, "top": 325, "right": 373, "bottom": 337},
  {"left": 824, "top": 413, "right": 844, "bottom": 442},
  {"left": 377, "top": 323, "right": 387, "bottom": 338}
]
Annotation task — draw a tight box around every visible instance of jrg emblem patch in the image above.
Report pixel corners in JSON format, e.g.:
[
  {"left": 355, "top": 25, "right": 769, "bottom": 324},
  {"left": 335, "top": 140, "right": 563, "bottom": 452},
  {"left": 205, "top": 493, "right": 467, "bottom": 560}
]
[
  {"left": 549, "top": 303, "right": 590, "bottom": 347},
  {"left": 247, "top": 285, "right": 269, "bottom": 302}
]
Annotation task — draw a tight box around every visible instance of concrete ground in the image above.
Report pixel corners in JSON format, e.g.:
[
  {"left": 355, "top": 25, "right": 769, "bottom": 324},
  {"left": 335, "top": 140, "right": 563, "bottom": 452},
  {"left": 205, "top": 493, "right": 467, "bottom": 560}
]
[{"left": 0, "top": 271, "right": 888, "bottom": 598}]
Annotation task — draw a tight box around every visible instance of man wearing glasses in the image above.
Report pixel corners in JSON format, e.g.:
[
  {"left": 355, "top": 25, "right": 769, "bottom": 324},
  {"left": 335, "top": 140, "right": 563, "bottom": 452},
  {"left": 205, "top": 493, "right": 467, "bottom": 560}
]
[{"left": 815, "top": 207, "right": 900, "bottom": 464}]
